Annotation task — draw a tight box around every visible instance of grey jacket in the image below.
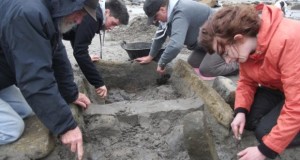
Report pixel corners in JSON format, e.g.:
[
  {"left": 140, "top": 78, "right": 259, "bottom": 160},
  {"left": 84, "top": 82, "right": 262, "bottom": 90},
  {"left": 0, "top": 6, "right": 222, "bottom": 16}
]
[
  {"left": 149, "top": 0, "right": 214, "bottom": 66},
  {"left": 0, "top": 0, "right": 86, "bottom": 136}
]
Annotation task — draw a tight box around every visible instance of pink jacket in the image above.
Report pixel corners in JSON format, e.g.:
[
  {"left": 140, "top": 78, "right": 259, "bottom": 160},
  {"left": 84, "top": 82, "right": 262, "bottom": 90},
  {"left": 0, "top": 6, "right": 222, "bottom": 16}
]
[{"left": 235, "top": 5, "right": 300, "bottom": 153}]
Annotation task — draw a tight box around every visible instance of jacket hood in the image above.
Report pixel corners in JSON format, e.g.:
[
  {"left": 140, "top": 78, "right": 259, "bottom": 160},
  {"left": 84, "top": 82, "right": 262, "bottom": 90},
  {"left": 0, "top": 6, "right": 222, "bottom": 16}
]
[
  {"left": 251, "top": 4, "right": 283, "bottom": 60},
  {"left": 46, "top": 0, "right": 86, "bottom": 18}
]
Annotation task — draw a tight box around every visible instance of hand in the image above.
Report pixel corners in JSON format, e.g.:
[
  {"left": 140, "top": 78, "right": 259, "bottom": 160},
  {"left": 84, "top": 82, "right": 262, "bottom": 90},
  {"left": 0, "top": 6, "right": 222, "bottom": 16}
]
[
  {"left": 73, "top": 93, "right": 91, "bottom": 109},
  {"left": 237, "top": 146, "right": 266, "bottom": 160},
  {"left": 95, "top": 85, "right": 108, "bottom": 98},
  {"left": 90, "top": 54, "right": 100, "bottom": 62},
  {"left": 231, "top": 112, "right": 246, "bottom": 140},
  {"left": 134, "top": 55, "right": 153, "bottom": 64},
  {"left": 156, "top": 65, "right": 166, "bottom": 75},
  {"left": 60, "top": 126, "right": 84, "bottom": 160}
]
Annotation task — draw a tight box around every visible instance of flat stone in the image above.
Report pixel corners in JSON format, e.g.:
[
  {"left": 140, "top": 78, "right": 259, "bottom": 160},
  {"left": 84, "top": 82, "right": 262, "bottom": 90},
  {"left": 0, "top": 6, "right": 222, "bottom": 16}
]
[
  {"left": 172, "top": 59, "right": 233, "bottom": 128},
  {"left": 0, "top": 116, "right": 55, "bottom": 159},
  {"left": 85, "top": 97, "right": 203, "bottom": 116}
]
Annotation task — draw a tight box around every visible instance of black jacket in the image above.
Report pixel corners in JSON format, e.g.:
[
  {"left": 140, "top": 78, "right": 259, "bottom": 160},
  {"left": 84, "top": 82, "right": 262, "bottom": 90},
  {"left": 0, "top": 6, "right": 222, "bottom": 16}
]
[
  {"left": 63, "top": 6, "right": 105, "bottom": 88},
  {"left": 0, "top": 0, "right": 86, "bottom": 136}
]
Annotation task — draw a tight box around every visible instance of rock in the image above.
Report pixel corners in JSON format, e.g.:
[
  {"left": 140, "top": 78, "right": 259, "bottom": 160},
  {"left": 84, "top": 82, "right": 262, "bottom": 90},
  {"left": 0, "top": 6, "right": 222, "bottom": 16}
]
[
  {"left": 183, "top": 111, "right": 215, "bottom": 160},
  {"left": 85, "top": 115, "right": 121, "bottom": 138},
  {"left": 0, "top": 116, "right": 55, "bottom": 159},
  {"left": 198, "top": 0, "right": 218, "bottom": 7},
  {"left": 172, "top": 59, "right": 233, "bottom": 128},
  {"left": 166, "top": 125, "right": 184, "bottom": 153},
  {"left": 212, "top": 76, "right": 237, "bottom": 108}
]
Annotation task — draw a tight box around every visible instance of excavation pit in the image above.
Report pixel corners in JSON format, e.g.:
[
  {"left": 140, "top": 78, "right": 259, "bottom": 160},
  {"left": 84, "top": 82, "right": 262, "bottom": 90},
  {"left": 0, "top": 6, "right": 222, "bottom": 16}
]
[{"left": 42, "top": 61, "right": 204, "bottom": 160}]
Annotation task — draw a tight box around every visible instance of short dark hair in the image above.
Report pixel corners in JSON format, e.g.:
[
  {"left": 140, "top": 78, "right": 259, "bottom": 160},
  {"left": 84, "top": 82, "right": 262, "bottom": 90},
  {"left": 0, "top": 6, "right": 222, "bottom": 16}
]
[{"left": 105, "top": 0, "right": 129, "bottom": 25}]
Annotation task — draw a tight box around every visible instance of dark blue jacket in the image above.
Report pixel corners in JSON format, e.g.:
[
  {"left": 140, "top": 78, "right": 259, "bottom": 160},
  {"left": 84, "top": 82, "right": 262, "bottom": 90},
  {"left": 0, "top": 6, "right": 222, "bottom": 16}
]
[
  {"left": 0, "top": 0, "right": 86, "bottom": 136},
  {"left": 63, "top": 6, "right": 105, "bottom": 88}
]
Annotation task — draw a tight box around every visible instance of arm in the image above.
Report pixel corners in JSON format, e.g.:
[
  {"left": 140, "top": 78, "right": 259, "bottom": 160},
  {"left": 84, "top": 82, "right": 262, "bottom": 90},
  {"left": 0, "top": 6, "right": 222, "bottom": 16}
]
[
  {"left": 149, "top": 24, "right": 168, "bottom": 59},
  {"left": 231, "top": 64, "right": 258, "bottom": 139},
  {"left": 53, "top": 39, "right": 78, "bottom": 103},
  {"left": 157, "top": 12, "right": 189, "bottom": 66},
  {"left": 135, "top": 24, "right": 168, "bottom": 64},
  {"left": 73, "top": 15, "right": 105, "bottom": 88},
  {"left": 234, "top": 64, "right": 258, "bottom": 114}
]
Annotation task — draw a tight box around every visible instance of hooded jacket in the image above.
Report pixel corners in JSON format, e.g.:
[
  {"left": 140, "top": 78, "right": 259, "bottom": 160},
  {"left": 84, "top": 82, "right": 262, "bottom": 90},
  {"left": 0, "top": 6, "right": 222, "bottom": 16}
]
[
  {"left": 0, "top": 0, "right": 86, "bottom": 136},
  {"left": 63, "top": 5, "right": 105, "bottom": 88},
  {"left": 235, "top": 5, "right": 300, "bottom": 156}
]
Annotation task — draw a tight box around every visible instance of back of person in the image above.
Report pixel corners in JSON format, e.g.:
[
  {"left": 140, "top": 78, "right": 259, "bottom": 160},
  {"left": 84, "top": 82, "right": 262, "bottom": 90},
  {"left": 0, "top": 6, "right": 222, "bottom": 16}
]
[
  {"left": 169, "top": 0, "right": 213, "bottom": 48},
  {"left": 0, "top": 0, "right": 58, "bottom": 90},
  {"left": 138, "top": 0, "right": 238, "bottom": 77},
  {"left": 274, "top": 0, "right": 287, "bottom": 15}
]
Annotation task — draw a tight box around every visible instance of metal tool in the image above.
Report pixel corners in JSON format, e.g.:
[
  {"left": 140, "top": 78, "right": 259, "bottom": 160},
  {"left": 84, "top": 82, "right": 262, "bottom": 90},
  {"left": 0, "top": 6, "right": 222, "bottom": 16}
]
[{"left": 99, "top": 30, "right": 105, "bottom": 59}]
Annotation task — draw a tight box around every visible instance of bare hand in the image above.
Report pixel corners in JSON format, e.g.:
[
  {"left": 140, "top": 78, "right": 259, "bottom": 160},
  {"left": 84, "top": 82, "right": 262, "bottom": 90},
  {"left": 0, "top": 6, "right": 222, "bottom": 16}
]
[
  {"left": 135, "top": 55, "right": 153, "bottom": 64},
  {"left": 237, "top": 146, "right": 266, "bottom": 160},
  {"left": 231, "top": 112, "right": 246, "bottom": 140},
  {"left": 95, "top": 85, "right": 108, "bottom": 98},
  {"left": 90, "top": 54, "right": 100, "bottom": 62},
  {"left": 73, "top": 93, "right": 91, "bottom": 109},
  {"left": 60, "top": 126, "right": 84, "bottom": 160},
  {"left": 156, "top": 65, "right": 166, "bottom": 75}
]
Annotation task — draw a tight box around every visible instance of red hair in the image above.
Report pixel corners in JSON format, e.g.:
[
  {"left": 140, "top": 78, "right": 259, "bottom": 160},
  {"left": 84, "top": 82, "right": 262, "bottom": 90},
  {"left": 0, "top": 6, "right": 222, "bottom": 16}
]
[{"left": 199, "top": 5, "right": 261, "bottom": 54}]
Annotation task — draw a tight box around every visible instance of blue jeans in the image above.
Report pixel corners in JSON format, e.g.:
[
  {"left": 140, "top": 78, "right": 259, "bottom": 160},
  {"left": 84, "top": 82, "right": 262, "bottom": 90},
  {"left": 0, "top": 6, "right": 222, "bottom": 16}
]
[{"left": 0, "top": 85, "right": 33, "bottom": 145}]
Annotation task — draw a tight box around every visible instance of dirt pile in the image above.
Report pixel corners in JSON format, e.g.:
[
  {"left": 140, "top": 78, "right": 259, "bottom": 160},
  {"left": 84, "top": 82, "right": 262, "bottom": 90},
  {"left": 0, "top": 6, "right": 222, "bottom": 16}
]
[{"left": 109, "top": 16, "right": 156, "bottom": 43}]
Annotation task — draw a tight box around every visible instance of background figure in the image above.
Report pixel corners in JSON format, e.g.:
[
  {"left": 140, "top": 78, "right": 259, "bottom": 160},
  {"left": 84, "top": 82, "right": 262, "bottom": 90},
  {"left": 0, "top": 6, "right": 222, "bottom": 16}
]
[
  {"left": 135, "top": 0, "right": 239, "bottom": 76},
  {"left": 63, "top": 0, "right": 129, "bottom": 99},
  {"left": 274, "top": 0, "right": 287, "bottom": 15},
  {"left": 199, "top": 4, "right": 300, "bottom": 160},
  {"left": 0, "top": 0, "right": 96, "bottom": 159}
]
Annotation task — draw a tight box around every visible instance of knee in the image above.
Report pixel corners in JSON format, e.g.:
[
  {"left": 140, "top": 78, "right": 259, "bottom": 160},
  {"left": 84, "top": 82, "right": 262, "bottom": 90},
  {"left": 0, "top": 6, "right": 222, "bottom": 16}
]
[
  {"left": 12, "top": 118, "right": 25, "bottom": 138},
  {"left": 187, "top": 56, "right": 199, "bottom": 68},
  {"left": 0, "top": 118, "right": 25, "bottom": 144},
  {"left": 199, "top": 65, "right": 214, "bottom": 77}
]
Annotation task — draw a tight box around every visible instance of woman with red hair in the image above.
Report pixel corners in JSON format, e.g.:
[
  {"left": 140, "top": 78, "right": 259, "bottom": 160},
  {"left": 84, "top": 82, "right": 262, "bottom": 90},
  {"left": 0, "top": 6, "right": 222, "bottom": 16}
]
[{"left": 199, "top": 4, "right": 300, "bottom": 160}]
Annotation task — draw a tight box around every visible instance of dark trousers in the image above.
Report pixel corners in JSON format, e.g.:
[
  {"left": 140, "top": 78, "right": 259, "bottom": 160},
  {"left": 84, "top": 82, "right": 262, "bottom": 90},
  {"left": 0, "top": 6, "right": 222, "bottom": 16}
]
[{"left": 245, "top": 87, "right": 300, "bottom": 147}]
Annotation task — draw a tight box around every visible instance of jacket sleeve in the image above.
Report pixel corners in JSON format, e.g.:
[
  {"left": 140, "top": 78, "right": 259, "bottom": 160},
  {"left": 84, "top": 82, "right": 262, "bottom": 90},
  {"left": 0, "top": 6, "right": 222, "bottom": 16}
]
[
  {"left": 261, "top": 38, "right": 300, "bottom": 154},
  {"left": 157, "top": 11, "right": 188, "bottom": 66},
  {"left": 6, "top": 13, "right": 77, "bottom": 136},
  {"left": 73, "top": 15, "right": 105, "bottom": 88},
  {"left": 53, "top": 39, "right": 79, "bottom": 103},
  {"left": 234, "top": 64, "right": 258, "bottom": 112}
]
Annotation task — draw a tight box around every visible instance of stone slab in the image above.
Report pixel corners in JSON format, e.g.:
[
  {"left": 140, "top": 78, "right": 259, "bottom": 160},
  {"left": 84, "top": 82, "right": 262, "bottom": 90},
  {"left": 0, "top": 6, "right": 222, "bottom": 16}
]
[{"left": 85, "top": 97, "right": 204, "bottom": 116}]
